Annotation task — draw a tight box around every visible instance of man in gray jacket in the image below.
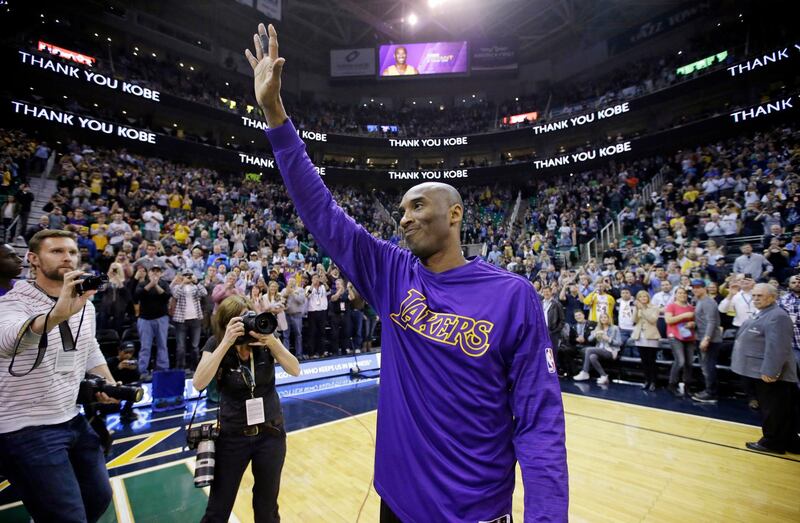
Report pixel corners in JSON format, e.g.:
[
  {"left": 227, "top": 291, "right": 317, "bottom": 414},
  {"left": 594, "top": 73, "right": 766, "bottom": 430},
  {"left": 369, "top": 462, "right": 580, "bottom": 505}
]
[
  {"left": 282, "top": 278, "right": 307, "bottom": 358},
  {"left": 691, "top": 280, "right": 723, "bottom": 403},
  {"left": 731, "top": 283, "right": 800, "bottom": 454}
]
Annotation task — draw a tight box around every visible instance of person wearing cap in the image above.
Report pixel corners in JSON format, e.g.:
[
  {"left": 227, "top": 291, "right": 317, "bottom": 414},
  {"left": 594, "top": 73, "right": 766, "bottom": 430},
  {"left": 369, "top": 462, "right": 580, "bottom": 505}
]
[
  {"left": 731, "top": 284, "right": 799, "bottom": 454},
  {"left": 107, "top": 342, "right": 140, "bottom": 385},
  {"left": 690, "top": 280, "right": 723, "bottom": 403},
  {"left": 134, "top": 265, "right": 172, "bottom": 379}
]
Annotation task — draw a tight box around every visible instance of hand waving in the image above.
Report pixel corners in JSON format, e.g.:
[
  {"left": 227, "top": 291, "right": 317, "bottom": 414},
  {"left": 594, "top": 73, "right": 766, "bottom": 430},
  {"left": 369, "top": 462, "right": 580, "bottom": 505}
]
[{"left": 244, "top": 23, "right": 288, "bottom": 128}]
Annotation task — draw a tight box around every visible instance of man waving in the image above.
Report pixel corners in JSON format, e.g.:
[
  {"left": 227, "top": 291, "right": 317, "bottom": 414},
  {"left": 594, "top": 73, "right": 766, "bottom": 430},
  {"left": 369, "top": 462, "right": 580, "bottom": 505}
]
[{"left": 245, "top": 24, "right": 568, "bottom": 522}]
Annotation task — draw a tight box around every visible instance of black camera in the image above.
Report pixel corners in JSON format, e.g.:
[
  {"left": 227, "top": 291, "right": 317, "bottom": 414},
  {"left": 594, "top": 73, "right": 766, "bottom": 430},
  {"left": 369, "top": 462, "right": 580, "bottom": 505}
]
[
  {"left": 186, "top": 423, "right": 221, "bottom": 450},
  {"left": 237, "top": 311, "right": 278, "bottom": 344},
  {"left": 75, "top": 274, "right": 108, "bottom": 295},
  {"left": 77, "top": 375, "right": 144, "bottom": 407},
  {"left": 77, "top": 375, "right": 144, "bottom": 455}
]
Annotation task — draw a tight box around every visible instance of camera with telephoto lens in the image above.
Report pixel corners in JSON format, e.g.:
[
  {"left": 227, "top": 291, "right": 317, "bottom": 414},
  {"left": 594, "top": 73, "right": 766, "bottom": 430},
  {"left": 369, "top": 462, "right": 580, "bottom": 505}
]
[
  {"left": 236, "top": 311, "right": 278, "bottom": 344},
  {"left": 75, "top": 274, "right": 108, "bottom": 295},
  {"left": 77, "top": 375, "right": 144, "bottom": 407},
  {"left": 77, "top": 374, "right": 144, "bottom": 455},
  {"left": 186, "top": 424, "right": 220, "bottom": 488}
]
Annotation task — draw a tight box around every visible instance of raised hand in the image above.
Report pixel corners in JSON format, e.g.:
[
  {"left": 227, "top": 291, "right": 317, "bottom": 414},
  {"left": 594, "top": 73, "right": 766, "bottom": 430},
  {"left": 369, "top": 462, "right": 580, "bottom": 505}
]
[{"left": 244, "top": 23, "right": 288, "bottom": 128}]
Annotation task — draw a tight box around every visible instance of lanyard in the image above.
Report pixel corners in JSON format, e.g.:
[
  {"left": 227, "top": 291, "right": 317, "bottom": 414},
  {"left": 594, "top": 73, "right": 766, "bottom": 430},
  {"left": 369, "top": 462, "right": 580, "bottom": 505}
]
[{"left": 239, "top": 353, "right": 256, "bottom": 399}]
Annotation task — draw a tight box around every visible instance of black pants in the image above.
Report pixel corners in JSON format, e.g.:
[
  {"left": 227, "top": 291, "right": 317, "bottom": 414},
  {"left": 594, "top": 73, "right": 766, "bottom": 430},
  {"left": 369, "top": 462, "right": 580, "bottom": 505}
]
[
  {"left": 638, "top": 345, "right": 659, "bottom": 384},
  {"left": 557, "top": 344, "right": 579, "bottom": 375},
  {"left": 201, "top": 429, "right": 287, "bottom": 523},
  {"left": 328, "top": 312, "right": 350, "bottom": 354},
  {"left": 751, "top": 378, "right": 800, "bottom": 452},
  {"left": 380, "top": 500, "right": 403, "bottom": 522},
  {"left": 307, "top": 310, "right": 327, "bottom": 357}
]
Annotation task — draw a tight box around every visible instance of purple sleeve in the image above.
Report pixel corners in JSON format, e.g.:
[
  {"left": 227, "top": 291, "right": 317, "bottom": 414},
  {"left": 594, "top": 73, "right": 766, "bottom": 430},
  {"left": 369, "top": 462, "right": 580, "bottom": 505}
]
[
  {"left": 264, "top": 120, "right": 403, "bottom": 313},
  {"left": 508, "top": 285, "right": 569, "bottom": 521}
]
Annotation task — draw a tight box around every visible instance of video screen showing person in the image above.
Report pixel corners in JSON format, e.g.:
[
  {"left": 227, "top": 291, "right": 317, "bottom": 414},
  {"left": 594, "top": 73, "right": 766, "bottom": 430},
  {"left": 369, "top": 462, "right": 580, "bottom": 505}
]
[{"left": 379, "top": 42, "right": 468, "bottom": 77}]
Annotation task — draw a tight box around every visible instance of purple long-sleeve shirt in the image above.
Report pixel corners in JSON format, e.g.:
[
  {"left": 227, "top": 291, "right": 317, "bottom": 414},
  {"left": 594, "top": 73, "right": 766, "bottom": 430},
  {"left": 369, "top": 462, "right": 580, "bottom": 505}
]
[{"left": 265, "top": 120, "right": 568, "bottom": 522}]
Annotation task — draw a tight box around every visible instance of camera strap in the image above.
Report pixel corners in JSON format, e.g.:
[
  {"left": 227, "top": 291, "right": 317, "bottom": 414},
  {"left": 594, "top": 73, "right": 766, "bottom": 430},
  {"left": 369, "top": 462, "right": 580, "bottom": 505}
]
[
  {"left": 8, "top": 284, "right": 86, "bottom": 377},
  {"left": 185, "top": 389, "right": 220, "bottom": 448}
]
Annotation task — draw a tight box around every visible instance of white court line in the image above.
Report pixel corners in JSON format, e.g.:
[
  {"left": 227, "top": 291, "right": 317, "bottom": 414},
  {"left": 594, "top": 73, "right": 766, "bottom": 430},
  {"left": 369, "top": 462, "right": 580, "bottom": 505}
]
[{"left": 110, "top": 477, "right": 134, "bottom": 523}]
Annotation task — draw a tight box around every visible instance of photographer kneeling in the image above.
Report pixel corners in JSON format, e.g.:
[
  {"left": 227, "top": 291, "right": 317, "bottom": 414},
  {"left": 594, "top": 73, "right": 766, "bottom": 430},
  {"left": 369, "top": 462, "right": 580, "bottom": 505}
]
[
  {"left": 193, "top": 295, "right": 300, "bottom": 523},
  {"left": 0, "top": 230, "right": 118, "bottom": 523}
]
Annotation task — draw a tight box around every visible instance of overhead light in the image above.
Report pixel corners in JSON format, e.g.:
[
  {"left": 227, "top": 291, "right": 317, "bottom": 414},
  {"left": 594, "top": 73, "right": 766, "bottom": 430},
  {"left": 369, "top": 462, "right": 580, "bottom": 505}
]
[
  {"left": 55, "top": 19, "right": 60, "bottom": 23},
  {"left": 190, "top": 66, "right": 195, "bottom": 71},
  {"left": 677, "top": 50, "right": 682, "bottom": 55},
  {"left": 134, "top": 46, "right": 139, "bottom": 51},
  {"left": 231, "top": 135, "right": 235, "bottom": 139},
  {"left": 29, "top": 87, "right": 34, "bottom": 91},
  {"left": 179, "top": 62, "right": 184, "bottom": 67},
  {"left": 251, "top": 140, "right": 254, "bottom": 144},
  {"left": 515, "top": 97, "right": 519, "bottom": 101},
  {"left": 472, "top": 94, "right": 476, "bottom": 98},
  {"left": 197, "top": 40, "right": 202, "bottom": 45},
  {"left": 152, "top": 52, "right": 157, "bottom": 57},
  {"left": 225, "top": 81, "right": 229, "bottom": 86},
  {"left": 173, "top": 123, "right": 178, "bottom": 127},
  {"left": 63, "top": 95, "right": 67, "bottom": 99},
  {"left": 408, "top": 13, "right": 418, "bottom": 26},
  {"left": 94, "top": 32, "right": 99, "bottom": 37},
  {"left": 370, "top": 98, "right": 374, "bottom": 102},
  {"left": 412, "top": 101, "right": 416, "bottom": 105},
  {"left": 107, "top": 37, "right": 112, "bottom": 42},
  {"left": 133, "top": 52, "right": 138, "bottom": 56},
  {"left": 122, "top": 110, "right": 127, "bottom": 114},
  {"left": 93, "top": 103, "right": 98, "bottom": 107}
]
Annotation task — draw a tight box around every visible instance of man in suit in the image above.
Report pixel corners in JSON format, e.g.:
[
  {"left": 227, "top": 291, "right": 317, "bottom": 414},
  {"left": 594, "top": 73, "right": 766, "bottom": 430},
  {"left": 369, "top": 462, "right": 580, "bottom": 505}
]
[
  {"left": 731, "top": 283, "right": 800, "bottom": 454},
  {"left": 560, "top": 310, "right": 595, "bottom": 377},
  {"left": 541, "top": 286, "right": 564, "bottom": 355}
]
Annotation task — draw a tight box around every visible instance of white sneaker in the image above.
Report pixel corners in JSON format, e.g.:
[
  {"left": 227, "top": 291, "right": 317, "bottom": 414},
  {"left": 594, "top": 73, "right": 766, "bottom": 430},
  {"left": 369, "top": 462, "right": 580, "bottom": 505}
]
[
  {"left": 596, "top": 375, "right": 610, "bottom": 385},
  {"left": 573, "top": 371, "right": 590, "bottom": 381}
]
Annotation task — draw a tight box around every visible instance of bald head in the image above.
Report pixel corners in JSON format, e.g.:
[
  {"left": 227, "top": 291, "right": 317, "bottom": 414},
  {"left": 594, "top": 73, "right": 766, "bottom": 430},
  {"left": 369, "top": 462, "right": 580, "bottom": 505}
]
[
  {"left": 404, "top": 182, "right": 463, "bottom": 208},
  {"left": 398, "top": 182, "right": 464, "bottom": 261}
]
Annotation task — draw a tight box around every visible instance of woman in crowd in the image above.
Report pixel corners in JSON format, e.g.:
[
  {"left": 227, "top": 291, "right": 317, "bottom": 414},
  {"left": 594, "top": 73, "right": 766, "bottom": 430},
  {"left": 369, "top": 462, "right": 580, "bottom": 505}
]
[
  {"left": 632, "top": 290, "right": 661, "bottom": 391},
  {"left": 573, "top": 312, "right": 621, "bottom": 385},
  {"left": 664, "top": 287, "right": 696, "bottom": 396},
  {"left": 260, "top": 281, "right": 289, "bottom": 346},
  {"left": 193, "top": 295, "right": 300, "bottom": 523}
]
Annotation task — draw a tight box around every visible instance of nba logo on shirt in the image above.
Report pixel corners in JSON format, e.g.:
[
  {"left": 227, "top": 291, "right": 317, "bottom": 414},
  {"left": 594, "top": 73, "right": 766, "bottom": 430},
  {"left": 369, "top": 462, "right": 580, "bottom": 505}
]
[{"left": 545, "top": 347, "right": 556, "bottom": 374}]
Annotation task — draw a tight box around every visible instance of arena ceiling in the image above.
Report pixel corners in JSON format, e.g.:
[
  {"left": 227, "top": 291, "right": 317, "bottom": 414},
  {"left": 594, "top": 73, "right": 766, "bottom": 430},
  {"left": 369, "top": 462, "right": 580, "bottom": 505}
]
[{"left": 101, "top": 0, "right": 690, "bottom": 71}]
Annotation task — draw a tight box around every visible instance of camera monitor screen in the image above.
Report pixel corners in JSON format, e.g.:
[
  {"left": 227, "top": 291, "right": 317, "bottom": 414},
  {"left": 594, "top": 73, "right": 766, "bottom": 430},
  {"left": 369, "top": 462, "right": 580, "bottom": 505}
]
[{"left": 378, "top": 42, "right": 468, "bottom": 77}]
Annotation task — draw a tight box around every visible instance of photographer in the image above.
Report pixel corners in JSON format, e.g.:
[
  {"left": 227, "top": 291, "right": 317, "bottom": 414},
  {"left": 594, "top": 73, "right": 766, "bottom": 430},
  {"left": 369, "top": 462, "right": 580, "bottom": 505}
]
[
  {"left": 0, "top": 230, "right": 116, "bottom": 522},
  {"left": 192, "top": 295, "right": 299, "bottom": 523}
]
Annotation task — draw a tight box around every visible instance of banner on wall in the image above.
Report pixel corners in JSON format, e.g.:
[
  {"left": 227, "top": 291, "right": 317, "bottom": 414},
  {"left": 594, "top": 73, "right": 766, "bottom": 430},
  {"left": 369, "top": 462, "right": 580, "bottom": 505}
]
[
  {"left": 471, "top": 40, "right": 517, "bottom": 71},
  {"left": 330, "top": 48, "right": 376, "bottom": 77},
  {"left": 608, "top": 0, "right": 713, "bottom": 55},
  {"left": 37, "top": 41, "right": 96, "bottom": 67}
]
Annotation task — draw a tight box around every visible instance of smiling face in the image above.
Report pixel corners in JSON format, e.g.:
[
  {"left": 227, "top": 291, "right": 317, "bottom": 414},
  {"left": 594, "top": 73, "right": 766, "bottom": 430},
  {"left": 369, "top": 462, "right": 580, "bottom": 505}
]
[
  {"left": 394, "top": 46, "right": 407, "bottom": 65},
  {"left": 398, "top": 182, "right": 463, "bottom": 260}
]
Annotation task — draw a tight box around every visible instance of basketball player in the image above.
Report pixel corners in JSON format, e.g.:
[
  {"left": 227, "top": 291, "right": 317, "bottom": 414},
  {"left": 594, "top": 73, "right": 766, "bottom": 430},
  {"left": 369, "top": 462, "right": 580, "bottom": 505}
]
[
  {"left": 245, "top": 24, "right": 567, "bottom": 522},
  {"left": 382, "top": 46, "right": 419, "bottom": 76}
]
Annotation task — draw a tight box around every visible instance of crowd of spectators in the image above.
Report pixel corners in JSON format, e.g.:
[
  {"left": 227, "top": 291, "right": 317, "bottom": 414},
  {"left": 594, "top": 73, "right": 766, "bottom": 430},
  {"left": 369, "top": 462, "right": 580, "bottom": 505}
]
[{"left": 3, "top": 113, "right": 798, "bottom": 412}]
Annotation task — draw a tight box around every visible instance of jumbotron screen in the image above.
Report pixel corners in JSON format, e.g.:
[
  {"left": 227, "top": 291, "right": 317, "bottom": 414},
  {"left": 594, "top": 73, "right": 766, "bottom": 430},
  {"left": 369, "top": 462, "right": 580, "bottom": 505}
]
[{"left": 378, "top": 42, "right": 468, "bottom": 77}]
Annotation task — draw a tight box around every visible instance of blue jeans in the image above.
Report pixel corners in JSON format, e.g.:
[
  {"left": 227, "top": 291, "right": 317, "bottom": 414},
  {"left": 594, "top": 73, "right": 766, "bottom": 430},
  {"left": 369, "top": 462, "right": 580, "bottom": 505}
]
[
  {"left": 286, "top": 313, "right": 303, "bottom": 357},
  {"left": 0, "top": 416, "right": 112, "bottom": 523},
  {"left": 349, "top": 309, "right": 365, "bottom": 349},
  {"left": 175, "top": 318, "right": 202, "bottom": 369},
  {"left": 699, "top": 342, "right": 722, "bottom": 395},
  {"left": 137, "top": 315, "right": 170, "bottom": 374}
]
